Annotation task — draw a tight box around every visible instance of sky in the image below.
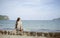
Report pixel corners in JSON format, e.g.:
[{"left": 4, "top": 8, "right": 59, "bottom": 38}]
[{"left": 0, "top": 0, "right": 60, "bottom": 20}]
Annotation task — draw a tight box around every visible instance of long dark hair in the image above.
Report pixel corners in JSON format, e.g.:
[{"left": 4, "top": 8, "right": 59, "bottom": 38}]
[{"left": 15, "top": 17, "right": 20, "bottom": 29}]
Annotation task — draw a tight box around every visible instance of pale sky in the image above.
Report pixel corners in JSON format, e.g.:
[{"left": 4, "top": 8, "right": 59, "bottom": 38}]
[{"left": 0, "top": 0, "right": 60, "bottom": 20}]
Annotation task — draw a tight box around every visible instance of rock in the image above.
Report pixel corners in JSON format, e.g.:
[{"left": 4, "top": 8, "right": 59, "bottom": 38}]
[{"left": 0, "top": 15, "right": 9, "bottom": 20}]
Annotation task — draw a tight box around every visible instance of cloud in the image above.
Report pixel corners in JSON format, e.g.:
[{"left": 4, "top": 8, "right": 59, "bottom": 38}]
[{"left": 0, "top": 0, "right": 60, "bottom": 20}]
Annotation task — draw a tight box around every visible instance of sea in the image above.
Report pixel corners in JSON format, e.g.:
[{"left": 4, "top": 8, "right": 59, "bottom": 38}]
[{"left": 0, "top": 20, "right": 60, "bottom": 32}]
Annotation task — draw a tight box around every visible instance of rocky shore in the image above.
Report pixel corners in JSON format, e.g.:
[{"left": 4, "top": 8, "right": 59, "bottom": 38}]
[{"left": 0, "top": 30, "right": 60, "bottom": 38}]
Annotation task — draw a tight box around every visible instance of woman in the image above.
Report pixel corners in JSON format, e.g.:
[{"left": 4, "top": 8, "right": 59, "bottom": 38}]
[{"left": 15, "top": 17, "right": 23, "bottom": 32}]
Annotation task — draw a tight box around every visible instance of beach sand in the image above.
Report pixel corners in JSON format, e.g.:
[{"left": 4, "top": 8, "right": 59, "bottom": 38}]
[
  {"left": 0, "top": 35, "right": 57, "bottom": 38},
  {"left": 0, "top": 30, "right": 60, "bottom": 38}
]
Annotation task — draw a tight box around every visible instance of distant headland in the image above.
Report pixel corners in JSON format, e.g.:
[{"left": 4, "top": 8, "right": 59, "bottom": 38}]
[
  {"left": 53, "top": 18, "right": 60, "bottom": 21},
  {"left": 0, "top": 15, "right": 9, "bottom": 20}
]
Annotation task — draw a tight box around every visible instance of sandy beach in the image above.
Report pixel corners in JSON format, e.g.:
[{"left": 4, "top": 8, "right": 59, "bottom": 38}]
[
  {"left": 0, "top": 30, "right": 60, "bottom": 38},
  {"left": 0, "top": 35, "right": 58, "bottom": 38}
]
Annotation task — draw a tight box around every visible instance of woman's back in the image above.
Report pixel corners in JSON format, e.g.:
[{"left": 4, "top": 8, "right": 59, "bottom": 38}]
[{"left": 15, "top": 17, "right": 23, "bottom": 31}]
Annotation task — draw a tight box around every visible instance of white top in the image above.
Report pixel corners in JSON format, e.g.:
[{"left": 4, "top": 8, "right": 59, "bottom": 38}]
[{"left": 17, "top": 20, "right": 23, "bottom": 30}]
